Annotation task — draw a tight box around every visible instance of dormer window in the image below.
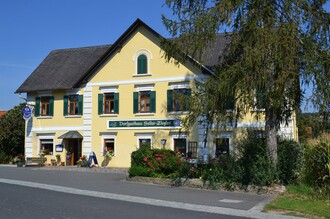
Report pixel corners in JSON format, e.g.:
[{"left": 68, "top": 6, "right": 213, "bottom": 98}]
[{"left": 137, "top": 54, "right": 148, "bottom": 74}]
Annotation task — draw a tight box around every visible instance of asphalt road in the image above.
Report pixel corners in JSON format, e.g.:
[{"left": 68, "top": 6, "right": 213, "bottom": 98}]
[
  {"left": 0, "top": 183, "right": 246, "bottom": 219},
  {"left": 0, "top": 166, "right": 301, "bottom": 219}
]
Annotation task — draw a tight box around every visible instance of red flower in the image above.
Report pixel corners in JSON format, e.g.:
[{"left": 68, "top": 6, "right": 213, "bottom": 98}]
[
  {"left": 143, "top": 157, "right": 148, "bottom": 162},
  {"left": 147, "top": 162, "right": 153, "bottom": 167}
]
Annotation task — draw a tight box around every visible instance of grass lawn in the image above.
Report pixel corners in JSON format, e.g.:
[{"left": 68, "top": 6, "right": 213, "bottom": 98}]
[{"left": 264, "top": 184, "right": 330, "bottom": 218}]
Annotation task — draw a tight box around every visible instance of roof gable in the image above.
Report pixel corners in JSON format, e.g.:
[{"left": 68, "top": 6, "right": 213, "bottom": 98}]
[{"left": 16, "top": 19, "right": 227, "bottom": 93}]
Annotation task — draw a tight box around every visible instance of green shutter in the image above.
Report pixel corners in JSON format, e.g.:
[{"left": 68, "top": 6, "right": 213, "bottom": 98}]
[
  {"left": 35, "top": 97, "right": 40, "bottom": 117},
  {"left": 137, "top": 55, "right": 147, "bottom": 74},
  {"left": 133, "top": 92, "right": 139, "bottom": 113},
  {"left": 150, "top": 91, "right": 156, "bottom": 113},
  {"left": 257, "top": 89, "right": 266, "bottom": 109},
  {"left": 78, "top": 95, "right": 83, "bottom": 115},
  {"left": 114, "top": 93, "right": 119, "bottom": 114},
  {"left": 98, "top": 94, "right": 103, "bottom": 115},
  {"left": 49, "top": 96, "right": 54, "bottom": 116},
  {"left": 63, "top": 95, "right": 68, "bottom": 116},
  {"left": 167, "top": 90, "right": 173, "bottom": 112}
]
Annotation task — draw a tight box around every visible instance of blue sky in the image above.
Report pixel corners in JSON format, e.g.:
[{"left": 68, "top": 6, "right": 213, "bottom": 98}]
[{"left": 0, "top": 0, "right": 329, "bottom": 111}]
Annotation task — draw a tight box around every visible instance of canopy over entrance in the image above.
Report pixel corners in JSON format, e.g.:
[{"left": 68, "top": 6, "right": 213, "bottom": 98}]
[{"left": 58, "top": 131, "right": 83, "bottom": 139}]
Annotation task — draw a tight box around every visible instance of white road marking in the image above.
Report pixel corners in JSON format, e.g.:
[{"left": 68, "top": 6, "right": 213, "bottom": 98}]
[
  {"left": 219, "top": 199, "right": 243, "bottom": 203},
  {"left": 0, "top": 178, "right": 303, "bottom": 219}
]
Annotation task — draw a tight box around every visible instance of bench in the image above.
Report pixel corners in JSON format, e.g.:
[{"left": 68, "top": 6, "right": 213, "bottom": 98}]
[{"left": 25, "top": 157, "right": 47, "bottom": 166}]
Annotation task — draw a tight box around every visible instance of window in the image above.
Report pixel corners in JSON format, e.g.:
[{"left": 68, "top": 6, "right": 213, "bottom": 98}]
[
  {"left": 98, "top": 93, "right": 119, "bottom": 115},
  {"left": 215, "top": 138, "right": 229, "bottom": 157},
  {"left": 35, "top": 96, "right": 54, "bottom": 117},
  {"left": 104, "top": 93, "right": 115, "bottom": 114},
  {"left": 174, "top": 138, "right": 187, "bottom": 156},
  {"left": 188, "top": 142, "right": 198, "bottom": 158},
  {"left": 40, "top": 139, "right": 54, "bottom": 155},
  {"left": 137, "top": 54, "right": 147, "bottom": 74},
  {"left": 133, "top": 91, "right": 156, "bottom": 113},
  {"left": 64, "top": 95, "right": 83, "bottom": 116},
  {"left": 139, "top": 139, "right": 151, "bottom": 148},
  {"left": 256, "top": 87, "right": 266, "bottom": 109},
  {"left": 167, "top": 89, "right": 191, "bottom": 112},
  {"left": 104, "top": 138, "right": 115, "bottom": 154}
]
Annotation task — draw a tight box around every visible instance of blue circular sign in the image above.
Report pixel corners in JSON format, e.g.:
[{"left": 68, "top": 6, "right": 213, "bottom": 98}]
[{"left": 22, "top": 106, "right": 32, "bottom": 120}]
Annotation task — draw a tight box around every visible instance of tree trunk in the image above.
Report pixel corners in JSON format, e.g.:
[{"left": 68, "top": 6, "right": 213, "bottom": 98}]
[{"left": 265, "top": 108, "right": 278, "bottom": 165}]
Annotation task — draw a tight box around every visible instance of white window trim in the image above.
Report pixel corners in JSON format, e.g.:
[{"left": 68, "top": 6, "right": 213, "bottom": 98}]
[
  {"left": 37, "top": 133, "right": 55, "bottom": 156},
  {"left": 213, "top": 132, "right": 232, "bottom": 157},
  {"left": 134, "top": 83, "right": 155, "bottom": 92},
  {"left": 168, "top": 81, "right": 190, "bottom": 90},
  {"left": 135, "top": 132, "right": 154, "bottom": 149},
  {"left": 99, "top": 86, "right": 119, "bottom": 116},
  {"left": 133, "top": 49, "right": 152, "bottom": 75},
  {"left": 101, "top": 133, "right": 117, "bottom": 157},
  {"left": 171, "top": 134, "right": 188, "bottom": 153},
  {"left": 99, "top": 86, "right": 119, "bottom": 93}
]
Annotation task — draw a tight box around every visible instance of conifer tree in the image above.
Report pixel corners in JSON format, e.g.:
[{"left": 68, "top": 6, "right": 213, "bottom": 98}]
[{"left": 162, "top": 0, "right": 330, "bottom": 164}]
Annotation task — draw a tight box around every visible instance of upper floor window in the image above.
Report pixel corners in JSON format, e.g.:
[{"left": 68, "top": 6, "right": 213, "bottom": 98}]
[
  {"left": 98, "top": 93, "right": 119, "bottom": 115},
  {"left": 255, "top": 87, "right": 266, "bottom": 109},
  {"left": 137, "top": 54, "right": 148, "bottom": 74},
  {"left": 35, "top": 96, "right": 54, "bottom": 117},
  {"left": 133, "top": 91, "right": 156, "bottom": 114},
  {"left": 64, "top": 95, "right": 83, "bottom": 116},
  {"left": 167, "top": 89, "right": 191, "bottom": 112},
  {"left": 134, "top": 49, "right": 152, "bottom": 75}
]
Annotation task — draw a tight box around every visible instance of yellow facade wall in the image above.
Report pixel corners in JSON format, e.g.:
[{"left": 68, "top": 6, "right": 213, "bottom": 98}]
[{"left": 25, "top": 24, "right": 298, "bottom": 168}]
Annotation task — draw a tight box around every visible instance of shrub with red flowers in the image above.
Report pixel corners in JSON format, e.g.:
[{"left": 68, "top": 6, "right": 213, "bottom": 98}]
[{"left": 129, "top": 147, "right": 183, "bottom": 178}]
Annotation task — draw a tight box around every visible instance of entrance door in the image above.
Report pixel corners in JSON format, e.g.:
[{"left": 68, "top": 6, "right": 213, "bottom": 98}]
[{"left": 66, "top": 139, "right": 82, "bottom": 165}]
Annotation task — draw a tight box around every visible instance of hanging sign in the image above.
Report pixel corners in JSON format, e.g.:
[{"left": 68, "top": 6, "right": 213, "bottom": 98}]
[{"left": 22, "top": 105, "right": 32, "bottom": 120}]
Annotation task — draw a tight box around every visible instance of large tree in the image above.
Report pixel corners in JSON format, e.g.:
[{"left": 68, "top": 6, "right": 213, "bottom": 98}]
[
  {"left": 0, "top": 104, "right": 25, "bottom": 158},
  {"left": 162, "top": 0, "right": 330, "bottom": 164}
]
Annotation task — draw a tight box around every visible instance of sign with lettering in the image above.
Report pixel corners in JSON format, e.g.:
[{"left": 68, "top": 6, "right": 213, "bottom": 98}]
[{"left": 108, "top": 119, "right": 180, "bottom": 129}]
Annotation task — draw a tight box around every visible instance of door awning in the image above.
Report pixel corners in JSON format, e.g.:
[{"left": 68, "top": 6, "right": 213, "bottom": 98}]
[{"left": 58, "top": 131, "right": 83, "bottom": 139}]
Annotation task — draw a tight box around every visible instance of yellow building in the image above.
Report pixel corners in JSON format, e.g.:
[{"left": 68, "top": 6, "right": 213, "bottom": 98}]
[{"left": 16, "top": 19, "right": 298, "bottom": 167}]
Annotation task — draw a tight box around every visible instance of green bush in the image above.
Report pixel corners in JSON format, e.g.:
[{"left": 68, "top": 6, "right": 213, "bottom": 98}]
[
  {"left": 236, "top": 130, "right": 276, "bottom": 186},
  {"left": 277, "top": 139, "right": 304, "bottom": 184},
  {"left": 130, "top": 147, "right": 182, "bottom": 178},
  {"left": 0, "top": 151, "right": 12, "bottom": 164},
  {"left": 128, "top": 166, "right": 150, "bottom": 177},
  {"left": 303, "top": 135, "right": 330, "bottom": 199}
]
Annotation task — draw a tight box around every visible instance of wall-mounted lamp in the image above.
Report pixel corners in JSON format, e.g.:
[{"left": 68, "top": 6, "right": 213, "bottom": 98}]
[{"left": 161, "top": 139, "right": 167, "bottom": 149}]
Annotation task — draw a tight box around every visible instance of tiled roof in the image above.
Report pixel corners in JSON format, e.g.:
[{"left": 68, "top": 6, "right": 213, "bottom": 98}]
[
  {"left": 16, "top": 45, "right": 110, "bottom": 93},
  {"left": 16, "top": 19, "right": 229, "bottom": 93},
  {"left": 0, "top": 110, "right": 6, "bottom": 117}
]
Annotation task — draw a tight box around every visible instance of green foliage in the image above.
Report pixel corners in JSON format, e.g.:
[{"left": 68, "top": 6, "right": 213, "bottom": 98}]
[
  {"left": 236, "top": 130, "right": 276, "bottom": 186},
  {"left": 0, "top": 104, "right": 25, "bottom": 159},
  {"left": 162, "top": 0, "right": 330, "bottom": 166},
  {"left": 303, "top": 135, "right": 330, "bottom": 199},
  {"left": 130, "top": 147, "right": 182, "bottom": 178},
  {"left": 128, "top": 166, "right": 150, "bottom": 177},
  {"left": 297, "top": 112, "right": 330, "bottom": 143},
  {"left": 0, "top": 151, "right": 12, "bottom": 164},
  {"left": 277, "top": 139, "right": 304, "bottom": 185}
]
